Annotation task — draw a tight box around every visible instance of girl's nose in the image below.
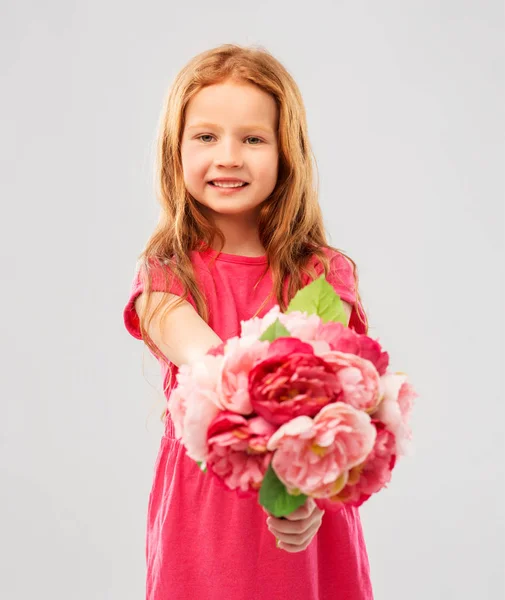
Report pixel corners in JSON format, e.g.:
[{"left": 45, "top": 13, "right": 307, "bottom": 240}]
[{"left": 215, "top": 141, "right": 243, "bottom": 168}]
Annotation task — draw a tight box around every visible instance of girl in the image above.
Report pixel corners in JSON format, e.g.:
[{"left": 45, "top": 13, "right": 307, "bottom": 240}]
[{"left": 123, "top": 43, "right": 372, "bottom": 600}]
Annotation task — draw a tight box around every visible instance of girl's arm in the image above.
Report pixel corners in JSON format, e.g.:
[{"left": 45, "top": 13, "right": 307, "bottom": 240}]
[{"left": 134, "top": 291, "right": 223, "bottom": 368}]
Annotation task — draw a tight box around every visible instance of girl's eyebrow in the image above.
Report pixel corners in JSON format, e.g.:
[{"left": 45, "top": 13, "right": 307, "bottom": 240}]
[{"left": 186, "top": 121, "right": 274, "bottom": 134}]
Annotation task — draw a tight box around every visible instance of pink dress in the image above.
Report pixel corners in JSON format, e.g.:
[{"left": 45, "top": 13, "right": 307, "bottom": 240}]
[{"left": 123, "top": 246, "right": 374, "bottom": 600}]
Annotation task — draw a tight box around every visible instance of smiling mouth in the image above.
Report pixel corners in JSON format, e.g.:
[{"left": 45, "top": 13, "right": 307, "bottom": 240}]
[{"left": 208, "top": 182, "right": 249, "bottom": 187}]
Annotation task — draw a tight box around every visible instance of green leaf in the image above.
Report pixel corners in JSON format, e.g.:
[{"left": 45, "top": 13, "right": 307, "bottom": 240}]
[
  {"left": 259, "top": 319, "right": 292, "bottom": 342},
  {"left": 259, "top": 461, "right": 308, "bottom": 517},
  {"left": 287, "top": 275, "right": 347, "bottom": 325}
]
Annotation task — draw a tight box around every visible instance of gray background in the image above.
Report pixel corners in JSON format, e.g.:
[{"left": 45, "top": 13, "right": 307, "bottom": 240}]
[{"left": 1, "top": 1, "right": 503, "bottom": 598}]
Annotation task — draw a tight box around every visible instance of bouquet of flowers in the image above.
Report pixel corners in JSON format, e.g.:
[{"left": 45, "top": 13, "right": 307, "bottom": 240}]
[{"left": 167, "top": 276, "right": 417, "bottom": 517}]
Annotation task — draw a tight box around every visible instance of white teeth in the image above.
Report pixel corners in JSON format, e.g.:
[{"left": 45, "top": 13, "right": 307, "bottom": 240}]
[{"left": 212, "top": 181, "right": 246, "bottom": 188}]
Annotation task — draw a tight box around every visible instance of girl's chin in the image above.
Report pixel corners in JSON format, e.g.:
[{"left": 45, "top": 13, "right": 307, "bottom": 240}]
[{"left": 197, "top": 200, "right": 260, "bottom": 217}]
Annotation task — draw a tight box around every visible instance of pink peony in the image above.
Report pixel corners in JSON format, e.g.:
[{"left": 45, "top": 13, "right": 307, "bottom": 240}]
[
  {"left": 215, "top": 338, "right": 270, "bottom": 414},
  {"left": 318, "top": 351, "right": 382, "bottom": 413},
  {"left": 206, "top": 412, "right": 277, "bottom": 495},
  {"left": 314, "top": 423, "right": 396, "bottom": 511},
  {"left": 239, "top": 305, "right": 284, "bottom": 346},
  {"left": 266, "top": 402, "right": 377, "bottom": 498},
  {"left": 277, "top": 310, "right": 323, "bottom": 342},
  {"left": 372, "top": 372, "right": 417, "bottom": 456},
  {"left": 314, "top": 321, "right": 390, "bottom": 376},
  {"left": 248, "top": 337, "right": 342, "bottom": 425},
  {"left": 167, "top": 354, "right": 224, "bottom": 462}
]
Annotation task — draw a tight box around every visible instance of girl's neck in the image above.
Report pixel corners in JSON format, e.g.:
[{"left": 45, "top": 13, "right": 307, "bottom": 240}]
[{"left": 207, "top": 212, "right": 265, "bottom": 257}]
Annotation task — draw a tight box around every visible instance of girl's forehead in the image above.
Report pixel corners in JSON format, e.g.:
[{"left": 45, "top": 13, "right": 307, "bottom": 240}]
[{"left": 184, "top": 82, "right": 278, "bottom": 130}]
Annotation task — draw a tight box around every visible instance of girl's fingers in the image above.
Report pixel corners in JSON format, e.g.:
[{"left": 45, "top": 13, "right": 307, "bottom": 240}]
[
  {"left": 274, "top": 518, "right": 322, "bottom": 549},
  {"left": 268, "top": 511, "right": 323, "bottom": 537},
  {"left": 267, "top": 515, "right": 314, "bottom": 535}
]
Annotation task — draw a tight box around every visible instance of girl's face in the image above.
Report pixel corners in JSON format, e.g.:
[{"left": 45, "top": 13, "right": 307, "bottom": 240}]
[{"left": 180, "top": 80, "right": 279, "bottom": 221}]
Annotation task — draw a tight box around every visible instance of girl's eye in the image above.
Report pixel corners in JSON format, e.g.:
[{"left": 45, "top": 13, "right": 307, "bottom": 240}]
[
  {"left": 198, "top": 134, "right": 214, "bottom": 143},
  {"left": 196, "top": 135, "right": 263, "bottom": 145}
]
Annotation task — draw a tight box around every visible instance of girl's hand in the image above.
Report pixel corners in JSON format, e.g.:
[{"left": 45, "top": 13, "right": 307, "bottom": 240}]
[{"left": 264, "top": 497, "right": 325, "bottom": 553}]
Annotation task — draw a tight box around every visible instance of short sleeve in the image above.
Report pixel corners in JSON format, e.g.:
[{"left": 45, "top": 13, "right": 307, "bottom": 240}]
[
  {"left": 123, "top": 257, "right": 186, "bottom": 340},
  {"left": 323, "top": 251, "right": 357, "bottom": 306},
  {"left": 312, "top": 248, "right": 368, "bottom": 335}
]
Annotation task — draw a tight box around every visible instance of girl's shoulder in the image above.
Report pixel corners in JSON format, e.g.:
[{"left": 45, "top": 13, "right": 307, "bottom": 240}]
[{"left": 308, "top": 246, "right": 354, "bottom": 274}]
